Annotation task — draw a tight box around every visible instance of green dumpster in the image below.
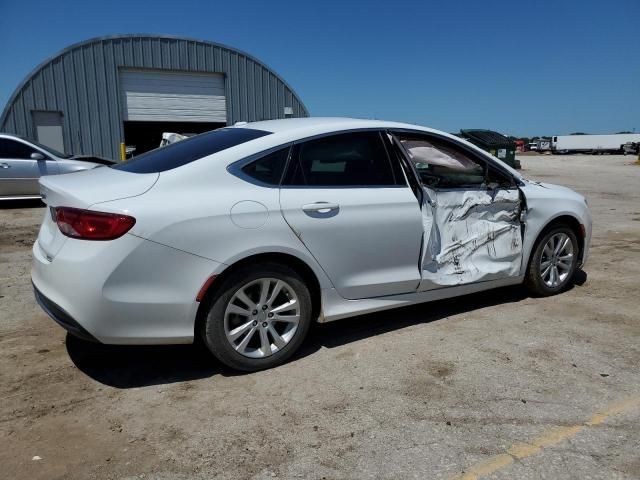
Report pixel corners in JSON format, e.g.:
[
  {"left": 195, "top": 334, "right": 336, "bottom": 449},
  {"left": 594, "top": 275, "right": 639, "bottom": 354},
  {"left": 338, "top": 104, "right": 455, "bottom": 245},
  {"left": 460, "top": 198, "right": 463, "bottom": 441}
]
[{"left": 459, "top": 129, "right": 521, "bottom": 169}]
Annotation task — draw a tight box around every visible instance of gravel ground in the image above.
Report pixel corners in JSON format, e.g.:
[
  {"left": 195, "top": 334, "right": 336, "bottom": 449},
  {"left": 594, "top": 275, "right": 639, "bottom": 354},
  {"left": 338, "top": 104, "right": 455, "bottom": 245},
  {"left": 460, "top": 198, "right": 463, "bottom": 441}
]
[{"left": 1, "top": 154, "right": 639, "bottom": 480}]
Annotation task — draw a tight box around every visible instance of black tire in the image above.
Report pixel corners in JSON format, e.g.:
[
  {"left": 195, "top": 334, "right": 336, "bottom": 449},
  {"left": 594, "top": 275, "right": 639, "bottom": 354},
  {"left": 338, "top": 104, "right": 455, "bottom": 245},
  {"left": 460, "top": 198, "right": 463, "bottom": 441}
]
[
  {"left": 525, "top": 225, "right": 579, "bottom": 296},
  {"left": 201, "top": 262, "right": 312, "bottom": 372}
]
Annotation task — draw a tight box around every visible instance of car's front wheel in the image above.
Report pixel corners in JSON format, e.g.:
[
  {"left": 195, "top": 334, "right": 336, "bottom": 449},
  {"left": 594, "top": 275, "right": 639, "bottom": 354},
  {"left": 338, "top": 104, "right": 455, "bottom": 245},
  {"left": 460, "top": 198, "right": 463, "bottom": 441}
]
[
  {"left": 201, "top": 263, "right": 312, "bottom": 371},
  {"left": 525, "top": 226, "right": 579, "bottom": 296}
]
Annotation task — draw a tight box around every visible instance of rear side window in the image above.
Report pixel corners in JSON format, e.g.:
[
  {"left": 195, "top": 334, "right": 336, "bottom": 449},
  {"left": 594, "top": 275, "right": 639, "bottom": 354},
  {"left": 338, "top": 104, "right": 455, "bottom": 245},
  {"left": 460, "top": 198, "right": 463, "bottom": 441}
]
[
  {"left": 0, "top": 138, "right": 38, "bottom": 159},
  {"left": 112, "top": 128, "right": 271, "bottom": 173},
  {"left": 284, "top": 131, "right": 397, "bottom": 187},
  {"left": 241, "top": 147, "right": 290, "bottom": 185}
]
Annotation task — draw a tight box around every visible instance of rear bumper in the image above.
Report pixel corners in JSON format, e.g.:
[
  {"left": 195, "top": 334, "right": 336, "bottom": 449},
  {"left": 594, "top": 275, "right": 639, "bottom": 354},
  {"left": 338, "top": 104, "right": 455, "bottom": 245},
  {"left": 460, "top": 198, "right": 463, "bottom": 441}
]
[
  {"left": 33, "top": 283, "right": 99, "bottom": 342},
  {"left": 32, "top": 235, "right": 223, "bottom": 345}
]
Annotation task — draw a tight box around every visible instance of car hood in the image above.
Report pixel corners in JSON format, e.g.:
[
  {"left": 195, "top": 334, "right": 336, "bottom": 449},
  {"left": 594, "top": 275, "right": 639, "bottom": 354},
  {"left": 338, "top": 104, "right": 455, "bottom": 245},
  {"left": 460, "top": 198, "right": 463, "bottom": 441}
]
[
  {"left": 536, "top": 181, "right": 580, "bottom": 194},
  {"left": 521, "top": 179, "right": 586, "bottom": 202}
]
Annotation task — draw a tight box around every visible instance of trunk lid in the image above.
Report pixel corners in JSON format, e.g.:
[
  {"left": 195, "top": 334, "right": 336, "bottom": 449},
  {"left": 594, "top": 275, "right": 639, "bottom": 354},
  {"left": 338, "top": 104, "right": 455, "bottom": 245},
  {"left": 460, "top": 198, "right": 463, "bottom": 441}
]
[{"left": 37, "top": 167, "right": 158, "bottom": 260}]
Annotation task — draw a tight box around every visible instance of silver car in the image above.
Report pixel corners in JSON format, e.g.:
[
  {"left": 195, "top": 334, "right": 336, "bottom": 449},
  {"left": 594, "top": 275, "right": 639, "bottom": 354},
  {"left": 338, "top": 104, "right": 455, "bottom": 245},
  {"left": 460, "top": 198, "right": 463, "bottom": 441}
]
[{"left": 0, "top": 133, "right": 113, "bottom": 200}]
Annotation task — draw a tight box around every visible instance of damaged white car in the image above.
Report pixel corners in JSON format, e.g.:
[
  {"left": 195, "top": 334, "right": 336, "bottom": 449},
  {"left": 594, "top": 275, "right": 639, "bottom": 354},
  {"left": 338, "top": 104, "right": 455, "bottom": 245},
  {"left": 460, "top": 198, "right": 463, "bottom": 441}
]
[{"left": 32, "top": 118, "right": 591, "bottom": 371}]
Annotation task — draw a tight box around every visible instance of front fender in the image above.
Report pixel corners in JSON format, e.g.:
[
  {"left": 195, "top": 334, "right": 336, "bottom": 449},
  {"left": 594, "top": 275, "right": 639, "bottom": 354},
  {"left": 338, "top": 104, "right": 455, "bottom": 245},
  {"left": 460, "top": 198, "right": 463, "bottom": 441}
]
[{"left": 520, "top": 182, "right": 592, "bottom": 272}]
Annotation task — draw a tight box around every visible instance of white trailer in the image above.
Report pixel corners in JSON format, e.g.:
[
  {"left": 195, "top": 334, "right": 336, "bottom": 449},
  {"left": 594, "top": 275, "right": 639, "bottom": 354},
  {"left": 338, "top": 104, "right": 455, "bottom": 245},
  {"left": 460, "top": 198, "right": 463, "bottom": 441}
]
[{"left": 551, "top": 134, "right": 640, "bottom": 154}]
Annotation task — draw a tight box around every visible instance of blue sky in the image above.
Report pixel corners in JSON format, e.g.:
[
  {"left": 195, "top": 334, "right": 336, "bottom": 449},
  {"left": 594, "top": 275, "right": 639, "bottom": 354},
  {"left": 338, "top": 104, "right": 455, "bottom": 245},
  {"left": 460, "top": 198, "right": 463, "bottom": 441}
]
[{"left": 0, "top": 0, "right": 638, "bottom": 136}]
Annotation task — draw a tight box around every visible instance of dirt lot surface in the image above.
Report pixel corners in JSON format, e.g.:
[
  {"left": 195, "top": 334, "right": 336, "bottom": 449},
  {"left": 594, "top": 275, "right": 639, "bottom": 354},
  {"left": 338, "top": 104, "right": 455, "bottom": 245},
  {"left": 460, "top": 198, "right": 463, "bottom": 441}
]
[{"left": 1, "top": 155, "right": 639, "bottom": 479}]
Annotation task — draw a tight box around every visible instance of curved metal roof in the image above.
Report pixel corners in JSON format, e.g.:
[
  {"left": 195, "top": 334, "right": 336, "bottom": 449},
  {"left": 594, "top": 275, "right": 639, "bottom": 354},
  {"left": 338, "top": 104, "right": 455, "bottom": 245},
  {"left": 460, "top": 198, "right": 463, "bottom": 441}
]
[{"left": 1, "top": 34, "right": 308, "bottom": 125}]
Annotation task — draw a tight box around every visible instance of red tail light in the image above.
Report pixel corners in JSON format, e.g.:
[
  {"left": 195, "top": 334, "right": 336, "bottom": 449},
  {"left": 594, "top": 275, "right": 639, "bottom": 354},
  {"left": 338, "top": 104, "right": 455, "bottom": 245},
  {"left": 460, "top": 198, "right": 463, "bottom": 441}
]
[{"left": 54, "top": 207, "right": 136, "bottom": 240}]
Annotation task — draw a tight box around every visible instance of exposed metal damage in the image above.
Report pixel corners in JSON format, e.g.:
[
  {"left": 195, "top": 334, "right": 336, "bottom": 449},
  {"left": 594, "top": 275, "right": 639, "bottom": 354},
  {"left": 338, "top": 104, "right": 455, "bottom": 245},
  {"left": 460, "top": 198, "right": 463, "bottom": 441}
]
[{"left": 420, "top": 187, "right": 523, "bottom": 289}]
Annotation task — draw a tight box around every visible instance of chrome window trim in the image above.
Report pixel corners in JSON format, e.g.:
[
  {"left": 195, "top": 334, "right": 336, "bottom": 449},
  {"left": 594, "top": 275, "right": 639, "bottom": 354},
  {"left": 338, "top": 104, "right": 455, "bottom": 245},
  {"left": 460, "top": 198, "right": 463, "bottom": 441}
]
[
  {"left": 226, "top": 143, "right": 294, "bottom": 188},
  {"left": 227, "top": 128, "right": 413, "bottom": 190},
  {"left": 282, "top": 128, "right": 409, "bottom": 189}
]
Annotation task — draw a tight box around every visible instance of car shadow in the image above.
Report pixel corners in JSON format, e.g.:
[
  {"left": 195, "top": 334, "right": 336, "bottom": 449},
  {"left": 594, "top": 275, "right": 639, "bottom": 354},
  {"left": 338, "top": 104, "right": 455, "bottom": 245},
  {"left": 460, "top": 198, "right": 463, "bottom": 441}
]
[
  {"left": 573, "top": 269, "right": 588, "bottom": 286},
  {"left": 299, "top": 285, "right": 529, "bottom": 353},
  {"left": 0, "top": 199, "right": 45, "bottom": 209},
  {"left": 67, "top": 284, "right": 531, "bottom": 389},
  {"left": 66, "top": 336, "right": 224, "bottom": 389}
]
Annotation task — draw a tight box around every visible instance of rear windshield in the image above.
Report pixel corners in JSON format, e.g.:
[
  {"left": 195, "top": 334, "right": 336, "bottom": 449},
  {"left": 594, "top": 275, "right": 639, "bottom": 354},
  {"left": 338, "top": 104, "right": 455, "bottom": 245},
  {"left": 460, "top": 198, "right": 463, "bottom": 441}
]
[{"left": 112, "top": 128, "right": 271, "bottom": 173}]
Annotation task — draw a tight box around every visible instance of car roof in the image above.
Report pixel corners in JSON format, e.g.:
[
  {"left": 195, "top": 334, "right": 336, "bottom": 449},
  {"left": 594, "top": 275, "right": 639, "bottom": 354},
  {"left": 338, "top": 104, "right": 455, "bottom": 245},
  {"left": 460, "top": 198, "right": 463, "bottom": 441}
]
[
  {"left": 227, "top": 117, "right": 523, "bottom": 181},
  {"left": 238, "top": 117, "right": 436, "bottom": 135}
]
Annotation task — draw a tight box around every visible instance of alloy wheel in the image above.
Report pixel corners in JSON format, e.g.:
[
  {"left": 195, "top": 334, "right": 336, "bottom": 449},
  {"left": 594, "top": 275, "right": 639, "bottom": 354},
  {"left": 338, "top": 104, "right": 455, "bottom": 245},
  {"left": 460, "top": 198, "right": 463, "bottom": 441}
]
[
  {"left": 539, "top": 232, "right": 574, "bottom": 288},
  {"left": 223, "top": 278, "right": 300, "bottom": 358}
]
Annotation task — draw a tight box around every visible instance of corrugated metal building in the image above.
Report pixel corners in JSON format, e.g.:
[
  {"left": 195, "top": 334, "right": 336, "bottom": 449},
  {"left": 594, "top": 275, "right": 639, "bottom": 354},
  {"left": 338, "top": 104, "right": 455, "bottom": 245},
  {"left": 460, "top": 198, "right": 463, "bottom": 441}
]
[{"left": 0, "top": 34, "right": 309, "bottom": 159}]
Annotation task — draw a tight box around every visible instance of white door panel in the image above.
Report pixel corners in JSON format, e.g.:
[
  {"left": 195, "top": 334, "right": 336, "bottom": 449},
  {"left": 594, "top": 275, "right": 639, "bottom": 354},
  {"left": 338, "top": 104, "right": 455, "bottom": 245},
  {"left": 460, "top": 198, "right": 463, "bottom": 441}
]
[
  {"left": 280, "top": 187, "right": 423, "bottom": 299},
  {"left": 419, "top": 187, "right": 523, "bottom": 290}
]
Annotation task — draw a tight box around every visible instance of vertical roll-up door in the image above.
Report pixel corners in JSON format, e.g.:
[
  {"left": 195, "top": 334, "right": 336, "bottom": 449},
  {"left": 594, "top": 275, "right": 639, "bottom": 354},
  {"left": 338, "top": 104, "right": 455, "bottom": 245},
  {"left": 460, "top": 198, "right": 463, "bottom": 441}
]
[
  {"left": 33, "top": 111, "right": 65, "bottom": 153},
  {"left": 120, "top": 70, "right": 227, "bottom": 123}
]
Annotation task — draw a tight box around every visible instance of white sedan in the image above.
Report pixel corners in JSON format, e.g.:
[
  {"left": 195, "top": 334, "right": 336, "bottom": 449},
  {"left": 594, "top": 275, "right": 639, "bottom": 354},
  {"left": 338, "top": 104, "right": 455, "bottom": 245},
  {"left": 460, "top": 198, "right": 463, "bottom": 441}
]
[{"left": 32, "top": 118, "right": 591, "bottom": 371}]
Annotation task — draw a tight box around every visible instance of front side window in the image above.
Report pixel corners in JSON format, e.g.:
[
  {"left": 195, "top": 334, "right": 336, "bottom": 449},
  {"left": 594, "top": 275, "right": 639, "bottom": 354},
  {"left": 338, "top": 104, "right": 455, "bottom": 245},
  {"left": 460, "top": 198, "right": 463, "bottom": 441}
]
[
  {"left": 112, "top": 128, "right": 272, "bottom": 173},
  {"left": 0, "top": 139, "right": 38, "bottom": 159},
  {"left": 398, "top": 136, "right": 488, "bottom": 188},
  {"left": 240, "top": 147, "right": 290, "bottom": 185},
  {"left": 284, "top": 131, "right": 397, "bottom": 187},
  {"left": 27, "top": 139, "right": 69, "bottom": 159}
]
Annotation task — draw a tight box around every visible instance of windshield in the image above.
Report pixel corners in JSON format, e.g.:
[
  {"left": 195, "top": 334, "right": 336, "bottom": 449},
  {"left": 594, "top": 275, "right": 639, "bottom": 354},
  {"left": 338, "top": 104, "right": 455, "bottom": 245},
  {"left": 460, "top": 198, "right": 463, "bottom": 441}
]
[{"left": 112, "top": 127, "right": 272, "bottom": 173}]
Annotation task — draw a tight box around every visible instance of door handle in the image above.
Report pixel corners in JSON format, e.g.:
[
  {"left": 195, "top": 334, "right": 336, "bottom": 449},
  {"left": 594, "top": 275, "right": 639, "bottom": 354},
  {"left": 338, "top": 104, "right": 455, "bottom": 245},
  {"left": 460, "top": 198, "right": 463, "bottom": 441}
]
[
  {"left": 302, "top": 202, "right": 340, "bottom": 214},
  {"left": 0, "top": 163, "right": 10, "bottom": 169}
]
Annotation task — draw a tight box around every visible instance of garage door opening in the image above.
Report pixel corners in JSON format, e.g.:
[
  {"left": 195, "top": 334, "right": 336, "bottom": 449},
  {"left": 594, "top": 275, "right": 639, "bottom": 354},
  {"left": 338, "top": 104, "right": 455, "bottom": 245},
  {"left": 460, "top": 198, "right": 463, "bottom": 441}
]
[
  {"left": 123, "top": 121, "right": 226, "bottom": 156},
  {"left": 120, "top": 69, "right": 228, "bottom": 156}
]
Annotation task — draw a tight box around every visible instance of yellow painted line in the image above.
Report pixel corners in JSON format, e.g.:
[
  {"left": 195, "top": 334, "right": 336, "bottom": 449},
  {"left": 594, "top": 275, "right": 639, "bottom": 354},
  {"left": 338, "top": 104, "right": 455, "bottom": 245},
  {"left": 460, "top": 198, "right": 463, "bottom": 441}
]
[
  {"left": 586, "top": 396, "right": 640, "bottom": 426},
  {"left": 455, "top": 454, "right": 514, "bottom": 480},
  {"left": 450, "top": 395, "right": 640, "bottom": 480}
]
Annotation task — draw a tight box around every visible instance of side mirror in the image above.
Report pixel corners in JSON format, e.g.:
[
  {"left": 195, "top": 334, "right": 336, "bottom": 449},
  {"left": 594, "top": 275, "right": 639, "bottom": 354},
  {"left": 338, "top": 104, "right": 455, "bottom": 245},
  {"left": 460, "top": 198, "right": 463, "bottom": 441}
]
[{"left": 31, "top": 152, "right": 46, "bottom": 161}]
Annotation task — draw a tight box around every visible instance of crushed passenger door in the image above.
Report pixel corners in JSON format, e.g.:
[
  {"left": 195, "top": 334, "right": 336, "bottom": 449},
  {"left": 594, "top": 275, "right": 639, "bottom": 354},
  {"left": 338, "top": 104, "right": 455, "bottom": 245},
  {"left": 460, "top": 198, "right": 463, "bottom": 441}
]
[
  {"left": 391, "top": 131, "right": 524, "bottom": 290},
  {"left": 419, "top": 185, "right": 522, "bottom": 290}
]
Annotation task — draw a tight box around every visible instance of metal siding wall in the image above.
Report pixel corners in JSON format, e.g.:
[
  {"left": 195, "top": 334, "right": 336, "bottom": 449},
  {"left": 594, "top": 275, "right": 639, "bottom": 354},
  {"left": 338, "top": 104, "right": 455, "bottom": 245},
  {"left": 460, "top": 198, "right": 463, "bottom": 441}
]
[
  {"left": 62, "top": 54, "right": 77, "bottom": 153},
  {"left": 93, "top": 44, "right": 110, "bottom": 155},
  {"left": 230, "top": 52, "right": 240, "bottom": 123},
  {"left": 33, "top": 69, "right": 46, "bottom": 111},
  {"left": 222, "top": 49, "right": 232, "bottom": 122},
  {"left": 239, "top": 56, "right": 247, "bottom": 121},
  {"left": 44, "top": 64, "right": 56, "bottom": 111},
  {"left": 254, "top": 63, "right": 263, "bottom": 121},
  {"left": 22, "top": 83, "right": 35, "bottom": 138},
  {"left": 263, "top": 68, "right": 272, "bottom": 120},
  {"left": 85, "top": 44, "right": 102, "bottom": 155},
  {"left": 1, "top": 36, "right": 309, "bottom": 159},
  {"left": 12, "top": 92, "right": 25, "bottom": 135}
]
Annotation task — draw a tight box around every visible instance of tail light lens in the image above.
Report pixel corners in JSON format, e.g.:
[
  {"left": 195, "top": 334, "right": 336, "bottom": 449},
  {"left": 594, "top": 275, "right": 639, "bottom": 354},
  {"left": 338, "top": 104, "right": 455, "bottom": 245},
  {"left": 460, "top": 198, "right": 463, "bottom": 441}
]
[{"left": 54, "top": 207, "right": 136, "bottom": 240}]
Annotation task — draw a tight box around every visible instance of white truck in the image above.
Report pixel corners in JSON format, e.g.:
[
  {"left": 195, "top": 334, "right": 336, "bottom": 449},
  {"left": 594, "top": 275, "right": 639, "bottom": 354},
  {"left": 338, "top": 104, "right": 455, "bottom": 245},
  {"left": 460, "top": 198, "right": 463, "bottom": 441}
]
[{"left": 551, "top": 134, "right": 640, "bottom": 154}]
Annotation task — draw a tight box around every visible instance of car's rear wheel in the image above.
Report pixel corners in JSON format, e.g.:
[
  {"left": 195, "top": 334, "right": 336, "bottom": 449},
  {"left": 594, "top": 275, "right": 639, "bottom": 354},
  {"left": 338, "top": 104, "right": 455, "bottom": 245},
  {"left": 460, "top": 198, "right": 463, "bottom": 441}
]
[
  {"left": 525, "top": 226, "right": 579, "bottom": 296},
  {"left": 201, "top": 263, "right": 312, "bottom": 371}
]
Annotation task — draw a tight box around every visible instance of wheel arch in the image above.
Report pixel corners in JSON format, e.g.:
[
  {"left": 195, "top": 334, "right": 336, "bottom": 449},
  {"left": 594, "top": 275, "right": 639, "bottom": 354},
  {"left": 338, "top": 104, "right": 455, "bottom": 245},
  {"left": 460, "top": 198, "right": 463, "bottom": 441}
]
[
  {"left": 528, "top": 214, "right": 586, "bottom": 267},
  {"left": 195, "top": 252, "right": 323, "bottom": 337}
]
